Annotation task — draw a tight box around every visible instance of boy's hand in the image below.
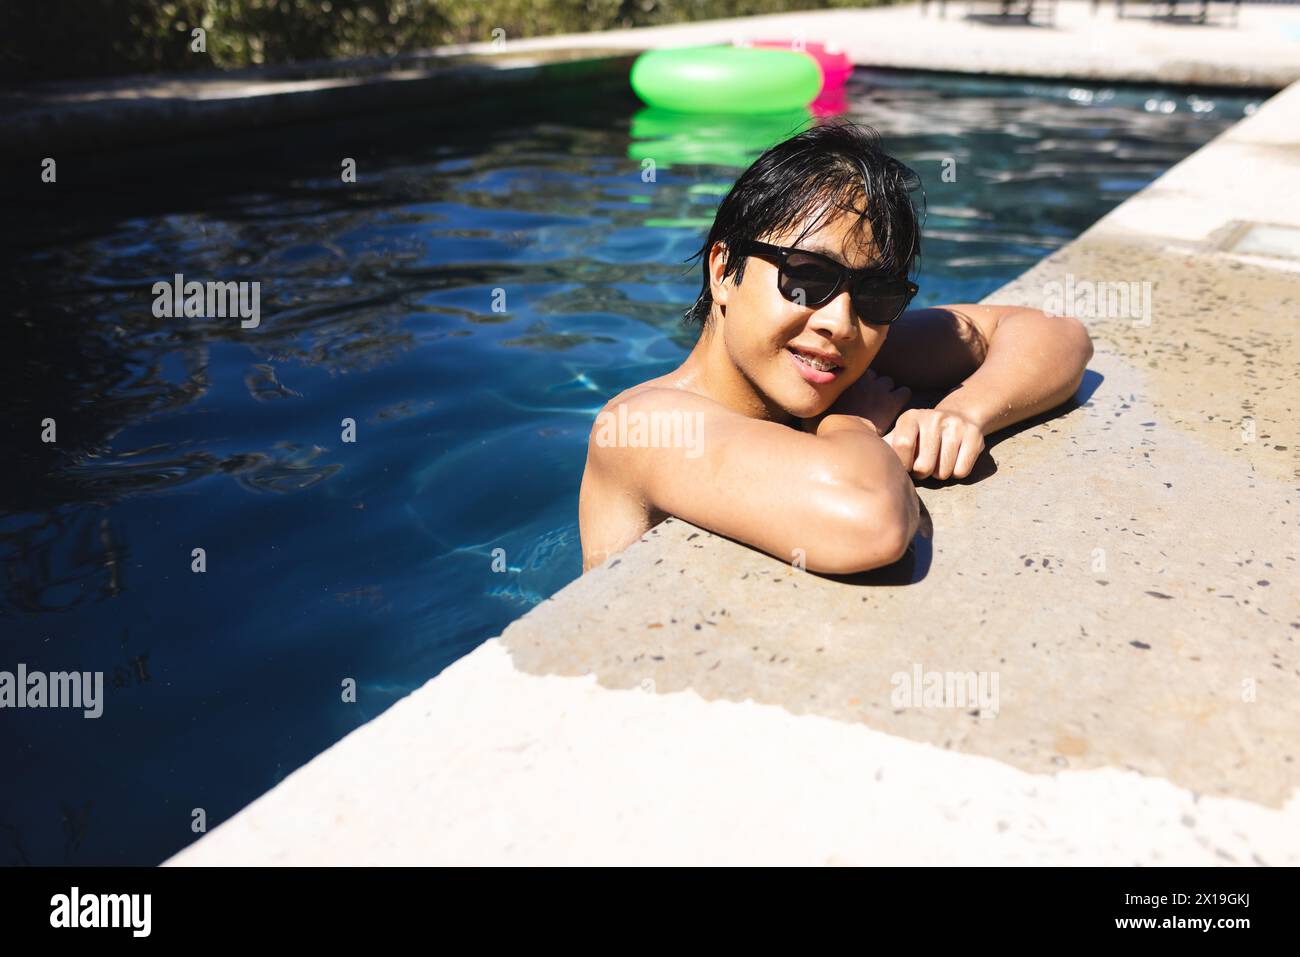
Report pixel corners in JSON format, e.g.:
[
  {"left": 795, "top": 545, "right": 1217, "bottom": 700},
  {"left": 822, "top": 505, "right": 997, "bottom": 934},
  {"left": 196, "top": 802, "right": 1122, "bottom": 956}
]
[
  {"left": 883, "top": 408, "right": 984, "bottom": 480},
  {"left": 802, "top": 369, "right": 911, "bottom": 437}
]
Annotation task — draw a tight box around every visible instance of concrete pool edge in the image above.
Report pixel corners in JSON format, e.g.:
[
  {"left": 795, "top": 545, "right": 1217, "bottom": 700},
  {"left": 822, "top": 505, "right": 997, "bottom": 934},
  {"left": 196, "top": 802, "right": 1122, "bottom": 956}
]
[{"left": 168, "top": 77, "right": 1300, "bottom": 866}]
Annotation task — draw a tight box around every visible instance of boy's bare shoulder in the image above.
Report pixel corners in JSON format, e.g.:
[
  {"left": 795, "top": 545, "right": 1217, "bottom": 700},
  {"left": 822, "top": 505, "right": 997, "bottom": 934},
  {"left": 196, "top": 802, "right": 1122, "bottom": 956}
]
[
  {"left": 597, "top": 377, "right": 728, "bottom": 422},
  {"left": 586, "top": 377, "right": 733, "bottom": 490}
]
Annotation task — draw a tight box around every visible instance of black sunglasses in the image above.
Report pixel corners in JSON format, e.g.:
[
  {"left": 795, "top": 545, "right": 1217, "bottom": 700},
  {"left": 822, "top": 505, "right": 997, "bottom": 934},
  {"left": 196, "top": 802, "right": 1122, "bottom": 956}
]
[{"left": 739, "top": 240, "right": 918, "bottom": 326}]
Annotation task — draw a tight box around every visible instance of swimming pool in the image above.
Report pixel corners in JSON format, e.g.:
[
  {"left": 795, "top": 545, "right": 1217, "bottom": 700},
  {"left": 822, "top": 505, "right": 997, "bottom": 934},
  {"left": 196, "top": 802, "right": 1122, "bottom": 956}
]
[{"left": 0, "top": 68, "right": 1260, "bottom": 864}]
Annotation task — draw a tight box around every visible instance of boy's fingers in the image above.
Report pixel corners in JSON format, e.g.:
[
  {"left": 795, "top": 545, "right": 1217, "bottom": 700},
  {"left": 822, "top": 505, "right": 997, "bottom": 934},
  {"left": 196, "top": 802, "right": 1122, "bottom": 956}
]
[
  {"left": 911, "top": 419, "right": 942, "bottom": 477},
  {"left": 885, "top": 419, "right": 918, "bottom": 471},
  {"left": 954, "top": 432, "right": 984, "bottom": 479},
  {"left": 936, "top": 429, "right": 962, "bottom": 480}
]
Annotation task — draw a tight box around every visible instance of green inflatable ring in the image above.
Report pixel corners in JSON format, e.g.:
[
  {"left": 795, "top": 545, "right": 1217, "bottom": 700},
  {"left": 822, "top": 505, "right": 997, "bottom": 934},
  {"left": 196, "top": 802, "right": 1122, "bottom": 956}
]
[{"left": 630, "top": 46, "right": 823, "bottom": 115}]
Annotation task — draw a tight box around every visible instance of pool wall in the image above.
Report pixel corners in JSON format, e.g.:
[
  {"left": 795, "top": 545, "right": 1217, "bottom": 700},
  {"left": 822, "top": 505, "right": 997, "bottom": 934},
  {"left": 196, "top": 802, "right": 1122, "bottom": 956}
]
[
  {"left": 164, "top": 7, "right": 1300, "bottom": 865},
  {"left": 0, "top": 47, "right": 639, "bottom": 155}
]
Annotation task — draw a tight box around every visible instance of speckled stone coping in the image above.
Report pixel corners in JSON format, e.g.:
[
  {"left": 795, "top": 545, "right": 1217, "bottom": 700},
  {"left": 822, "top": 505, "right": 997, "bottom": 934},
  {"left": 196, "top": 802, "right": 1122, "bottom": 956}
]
[{"left": 169, "top": 74, "right": 1300, "bottom": 866}]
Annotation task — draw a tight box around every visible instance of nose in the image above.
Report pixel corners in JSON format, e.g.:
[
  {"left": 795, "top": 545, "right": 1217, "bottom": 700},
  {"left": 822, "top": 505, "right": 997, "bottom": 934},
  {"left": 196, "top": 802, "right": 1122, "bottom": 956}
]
[{"left": 807, "top": 289, "right": 856, "bottom": 340}]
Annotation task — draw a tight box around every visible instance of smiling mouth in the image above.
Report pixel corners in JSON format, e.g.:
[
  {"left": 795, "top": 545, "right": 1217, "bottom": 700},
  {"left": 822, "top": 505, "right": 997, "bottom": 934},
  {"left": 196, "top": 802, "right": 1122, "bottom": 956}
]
[{"left": 787, "top": 346, "right": 844, "bottom": 373}]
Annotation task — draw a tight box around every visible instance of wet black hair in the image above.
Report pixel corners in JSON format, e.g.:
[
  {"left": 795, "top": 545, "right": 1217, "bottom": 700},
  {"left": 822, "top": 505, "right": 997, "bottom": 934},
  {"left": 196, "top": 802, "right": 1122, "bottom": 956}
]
[{"left": 683, "top": 121, "right": 924, "bottom": 328}]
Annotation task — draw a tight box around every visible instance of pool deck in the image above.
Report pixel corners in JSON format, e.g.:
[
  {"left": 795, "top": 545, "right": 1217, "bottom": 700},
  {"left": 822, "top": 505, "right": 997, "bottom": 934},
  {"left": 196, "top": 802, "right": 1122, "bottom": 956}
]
[
  {"left": 447, "top": 0, "right": 1300, "bottom": 88},
  {"left": 6, "top": 1, "right": 1300, "bottom": 156},
  {"left": 168, "top": 12, "right": 1300, "bottom": 866}
]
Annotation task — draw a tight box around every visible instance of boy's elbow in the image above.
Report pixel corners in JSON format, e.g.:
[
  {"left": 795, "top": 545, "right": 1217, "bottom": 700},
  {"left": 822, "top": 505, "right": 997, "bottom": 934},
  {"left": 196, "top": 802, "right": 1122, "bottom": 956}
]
[
  {"left": 1058, "top": 313, "right": 1094, "bottom": 366},
  {"left": 1063, "top": 315, "right": 1094, "bottom": 396},
  {"left": 861, "top": 484, "right": 921, "bottom": 570},
  {"left": 802, "top": 482, "right": 919, "bottom": 574}
]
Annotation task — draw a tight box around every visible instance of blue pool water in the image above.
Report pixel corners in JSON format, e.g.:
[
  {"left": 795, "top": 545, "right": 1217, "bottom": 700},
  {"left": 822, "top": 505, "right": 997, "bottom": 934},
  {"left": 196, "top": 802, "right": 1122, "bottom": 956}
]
[{"left": 0, "top": 69, "right": 1260, "bottom": 864}]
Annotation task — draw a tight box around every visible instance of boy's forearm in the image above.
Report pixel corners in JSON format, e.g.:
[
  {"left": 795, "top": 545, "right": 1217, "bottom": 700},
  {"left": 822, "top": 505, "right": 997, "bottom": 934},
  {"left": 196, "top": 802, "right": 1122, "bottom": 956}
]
[
  {"left": 801, "top": 409, "right": 880, "bottom": 438},
  {"left": 814, "top": 411, "right": 889, "bottom": 444},
  {"left": 811, "top": 416, "right": 915, "bottom": 494},
  {"left": 812, "top": 414, "right": 920, "bottom": 536},
  {"left": 815, "top": 414, "right": 910, "bottom": 491},
  {"left": 934, "top": 308, "right": 1093, "bottom": 436}
]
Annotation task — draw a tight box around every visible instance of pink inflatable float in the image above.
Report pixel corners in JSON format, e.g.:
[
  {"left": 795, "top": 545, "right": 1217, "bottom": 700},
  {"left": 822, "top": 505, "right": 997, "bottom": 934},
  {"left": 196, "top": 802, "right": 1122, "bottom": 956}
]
[{"left": 750, "top": 40, "right": 853, "bottom": 94}]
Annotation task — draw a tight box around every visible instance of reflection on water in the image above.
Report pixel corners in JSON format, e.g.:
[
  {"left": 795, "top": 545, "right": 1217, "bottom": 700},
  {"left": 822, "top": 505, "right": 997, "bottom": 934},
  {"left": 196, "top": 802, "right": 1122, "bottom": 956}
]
[
  {"left": 629, "top": 106, "right": 812, "bottom": 169},
  {"left": 0, "top": 71, "right": 1259, "bottom": 863}
]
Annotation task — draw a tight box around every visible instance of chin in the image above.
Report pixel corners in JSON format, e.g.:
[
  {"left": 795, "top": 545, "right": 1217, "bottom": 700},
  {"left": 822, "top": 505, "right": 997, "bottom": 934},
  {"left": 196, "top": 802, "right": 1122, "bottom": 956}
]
[{"left": 772, "top": 384, "right": 834, "bottom": 421}]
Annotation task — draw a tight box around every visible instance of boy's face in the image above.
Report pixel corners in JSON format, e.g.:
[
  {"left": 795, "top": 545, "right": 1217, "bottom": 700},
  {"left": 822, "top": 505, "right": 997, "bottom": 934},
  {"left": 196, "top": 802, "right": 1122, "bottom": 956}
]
[{"left": 709, "top": 206, "right": 892, "bottom": 420}]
